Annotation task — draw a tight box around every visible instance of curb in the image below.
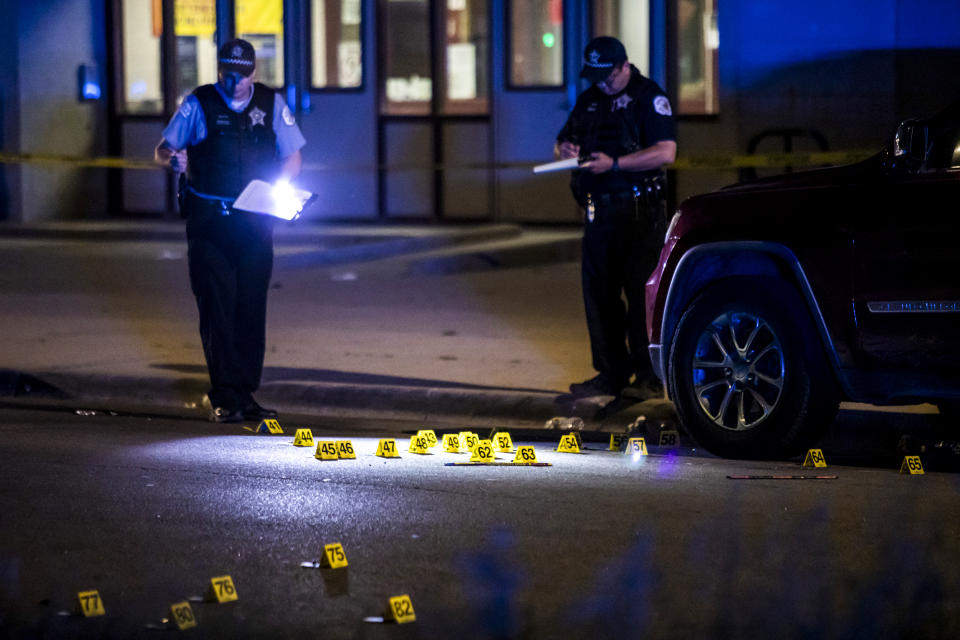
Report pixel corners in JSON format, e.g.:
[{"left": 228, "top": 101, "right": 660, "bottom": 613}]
[
  {"left": 260, "top": 380, "right": 562, "bottom": 427},
  {"left": 0, "top": 369, "right": 565, "bottom": 428}
]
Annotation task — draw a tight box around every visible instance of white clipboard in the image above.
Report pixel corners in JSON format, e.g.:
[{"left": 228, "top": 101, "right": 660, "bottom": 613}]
[
  {"left": 232, "top": 179, "right": 316, "bottom": 220},
  {"left": 532, "top": 158, "right": 581, "bottom": 174}
]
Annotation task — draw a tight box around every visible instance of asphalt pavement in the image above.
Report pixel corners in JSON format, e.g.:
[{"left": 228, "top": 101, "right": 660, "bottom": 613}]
[
  {"left": 3, "top": 221, "right": 958, "bottom": 638},
  {"left": 0, "top": 219, "right": 675, "bottom": 432},
  {"left": 3, "top": 406, "right": 959, "bottom": 638}
]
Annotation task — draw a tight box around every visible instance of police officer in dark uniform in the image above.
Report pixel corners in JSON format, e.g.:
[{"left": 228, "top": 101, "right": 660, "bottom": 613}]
[
  {"left": 154, "top": 39, "right": 306, "bottom": 423},
  {"left": 555, "top": 36, "right": 677, "bottom": 399}
]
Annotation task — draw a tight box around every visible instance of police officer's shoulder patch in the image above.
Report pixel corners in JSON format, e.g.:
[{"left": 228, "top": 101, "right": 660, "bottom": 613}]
[
  {"left": 282, "top": 105, "right": 296, "bottom": 126},
  {"left": 177, "top": 98, "right": 194, "bottom": 119},
  {"left": 653, "top": 95, "right": 672, "bottom": 116}
]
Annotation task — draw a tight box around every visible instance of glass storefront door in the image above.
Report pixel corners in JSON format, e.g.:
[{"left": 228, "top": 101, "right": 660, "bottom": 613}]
[{"left": 379, "top": 0, "right": 492, "bottom": 219}]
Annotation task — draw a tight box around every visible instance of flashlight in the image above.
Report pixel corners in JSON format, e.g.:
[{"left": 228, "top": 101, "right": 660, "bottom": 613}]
[{"left": 270, "top": 179, "right": 305, "bottom": 221}]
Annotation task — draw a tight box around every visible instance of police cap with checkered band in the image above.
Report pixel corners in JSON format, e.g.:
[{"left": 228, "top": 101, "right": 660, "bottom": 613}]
[
  {"left": 218, "top": 39, "right": 256, "bottom": 77},
  {"left": 579, "top": 36, "right": 627, "bottom": 83}
]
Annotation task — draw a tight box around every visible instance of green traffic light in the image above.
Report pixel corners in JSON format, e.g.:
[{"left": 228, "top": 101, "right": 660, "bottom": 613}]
[{"left": 542, "top": 33, "right": 555, "bottom": 48}]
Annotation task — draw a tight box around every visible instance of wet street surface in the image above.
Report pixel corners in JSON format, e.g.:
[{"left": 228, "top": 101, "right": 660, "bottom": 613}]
[{"left": 1, "top": 403, "right": 958, "bottom": 638}]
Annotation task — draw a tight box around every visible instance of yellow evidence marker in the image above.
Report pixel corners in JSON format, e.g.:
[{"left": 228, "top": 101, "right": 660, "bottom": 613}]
[
  {"left": 315, "top": 441, "right": 339, "bottom": 461},
  {"left": 460, "top": 432, "right": 480, "bottom": 453},
  {"left": 802, "top": 449, "right": 828, "bottom": 468},
  {"left": 376, "top": 438, "right": 400, "bottom": 458},
  {"left": 336, "top": 440, "right": 357, "bottom": 459},
  {"left": 470, "top": 439, "right": 496, "bottom": 462},
  {"left": 442, "top": 433, "right": 462, "bottom": 453},
  {"left": 513, "top": 446, "right": 537, "bottom": 464},
  {"left": 493, "top": 432, "right": 515, "bottom": 453},
  {"left": 625, "top": 437, "right": 648, "bottom": 456},
  {"left": 256, "top": 419, "right": 283, "bottom": 434},
  {"left": 409, "top": 434, "right": 431, "bottom": 455},
  {"left": 386, "top": 595, "right": 416, "bottom": 624},
  {"left": 321, "top": 542, "right": 349, "bottom": 569},
  {"left": 416, "top": 429, "right": 439, "bottom": 448},
  {"left": 658, "top": 430, "right": 681, "bottom": 447},
  {"left": 900, "top": 455, "right": 925, "bottom": 475},
  {"left": 557, "top": 433, "right": 581, "bottom": 453},
  {"left": 293, "top": 429, "right": 315, "bottom": 447},
  {"left": 208, "top": 575, "right": 238, "bottom": 603},
  {"left": 77, "top": 590, "right": 105, "bottom": 617},
  {"left": 169, "top": 601, "right": 197, "bottom": 630},
  {"left": 609, "top": 434, "right": 626, "bottom": 450}
]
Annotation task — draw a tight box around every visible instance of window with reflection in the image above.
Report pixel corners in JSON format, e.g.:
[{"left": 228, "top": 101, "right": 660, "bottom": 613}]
[
  {"left": 381, "top": 0, "right": 432, "bottom": 114},
  {"left": 121, "top": 0, "right": 220, "bottom": 114},
  {"left": 592, "top": 0, "right": 649, "bottom": 78},
  {"left": 173, "top": 0, "right": 218, "bottom": 107},
  {"left": 380, "top": 0, "right": 489, "bottom": 114},
  {"left": 311, "top": 0, "right": 364, "bottom": 88},
  {"left": 236, "top": 0, "right": 285, "bottom": 87},
  {"left": 676, "top": 0, "right": 718, "bottom": 114},
  {"left": 440, "top": 0, "right": 488, "bottom": 114},
  {"left": 121, "top": 0, "right": 163, "bottom": 114},
  {"left": 924, "top": 103, "right": 960, "bottom": 170},
  {"left": 508, "top": 0, "right": 563, "bottom": 87}
]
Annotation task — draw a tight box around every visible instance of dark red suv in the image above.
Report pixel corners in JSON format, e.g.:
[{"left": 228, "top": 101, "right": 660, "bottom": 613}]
[{"left": 646, "top": 102, "right": 960, "bottom": 459}]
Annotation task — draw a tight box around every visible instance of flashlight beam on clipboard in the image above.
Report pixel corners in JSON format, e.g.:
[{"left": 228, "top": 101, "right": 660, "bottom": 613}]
[
  {"left": 232, "top": 179, "right": 318, "bottom": 221},
  {"left": 532, "top": 157, "right": 582, "bottom": 174}
]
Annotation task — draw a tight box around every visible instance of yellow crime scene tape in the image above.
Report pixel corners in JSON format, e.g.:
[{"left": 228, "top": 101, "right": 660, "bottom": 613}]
[
  {"left": 0, "top": 151, "right": 157, "bottom": 170},
  {"left": 0, "top": 149, "right": 877, "bottom": 172},
  {"left": 669, "top": 149, "right": 875, "bottom": 170}
]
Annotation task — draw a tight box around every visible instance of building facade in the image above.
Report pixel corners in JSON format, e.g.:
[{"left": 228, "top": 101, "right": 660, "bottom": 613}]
[{"left": 1, "top": 0, "right": 958, "bottom": 223}]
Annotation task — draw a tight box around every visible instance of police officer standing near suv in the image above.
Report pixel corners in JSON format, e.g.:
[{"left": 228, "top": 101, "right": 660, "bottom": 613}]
[
  {"left": 154, "top": 39, "right": 306, "bottom": 423},
  {"left": 555, "top": 36, "right": 676, "bottom": 400}
]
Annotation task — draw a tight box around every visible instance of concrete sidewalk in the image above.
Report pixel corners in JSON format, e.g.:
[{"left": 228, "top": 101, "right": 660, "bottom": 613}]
[{"left": 0, "top": 220, "right": 673, "bottom": 429}]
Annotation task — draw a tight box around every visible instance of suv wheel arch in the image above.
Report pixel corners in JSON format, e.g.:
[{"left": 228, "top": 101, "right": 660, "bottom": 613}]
[{"left": 658, "top": 242, "right": 843, "bottom": 394}]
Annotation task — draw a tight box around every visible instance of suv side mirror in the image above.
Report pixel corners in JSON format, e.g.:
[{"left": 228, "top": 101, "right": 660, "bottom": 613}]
[{"left": 891, "top": 119, "right": 929, "bottom": 172}]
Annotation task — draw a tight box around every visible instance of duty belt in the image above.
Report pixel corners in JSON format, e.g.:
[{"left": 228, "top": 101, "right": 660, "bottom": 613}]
[
  {"left": 182, "top": 183, "right": 236, "bottom": 215},
  {"left": 585, "top": 176, "right": 665, "bottom": 221},
  {"left": 588, "top": 176, "right": 665, "bottom": 206}
]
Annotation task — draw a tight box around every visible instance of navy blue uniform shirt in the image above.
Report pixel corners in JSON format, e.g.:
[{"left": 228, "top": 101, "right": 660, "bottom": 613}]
[{"left": 557, "top": 65, "right": 675, "bottom": 200}]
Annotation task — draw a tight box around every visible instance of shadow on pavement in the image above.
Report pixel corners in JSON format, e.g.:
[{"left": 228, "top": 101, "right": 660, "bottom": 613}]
[
  {"left": 821, "top": 406, "right": 960, "bottom": 472},
  {"left": 149, "top": 363, "right": 560, "bottom": 395}
]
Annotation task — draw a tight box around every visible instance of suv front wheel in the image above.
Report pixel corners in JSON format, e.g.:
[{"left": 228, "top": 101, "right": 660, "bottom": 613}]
[{"left": 668, "top": 278, "right": 838, "bottom": 459}]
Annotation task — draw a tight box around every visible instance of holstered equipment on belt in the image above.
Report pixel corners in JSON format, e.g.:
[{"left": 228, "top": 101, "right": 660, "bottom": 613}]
[{"left": 584, "top": 174, "right": 666, "bottom": 222}]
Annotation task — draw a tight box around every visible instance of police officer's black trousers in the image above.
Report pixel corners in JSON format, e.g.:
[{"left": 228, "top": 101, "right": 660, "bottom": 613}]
[
  {"left": 581, "top": 196, "right": 666, "bottom": 388},
  {"left": 185, "top": 207, "right": 274, "bottom": 411}
]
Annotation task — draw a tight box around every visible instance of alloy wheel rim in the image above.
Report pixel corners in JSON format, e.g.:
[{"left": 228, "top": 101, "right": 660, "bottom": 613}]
[{"left": 690, "top": 311, "right": 785, "bottom": 430}]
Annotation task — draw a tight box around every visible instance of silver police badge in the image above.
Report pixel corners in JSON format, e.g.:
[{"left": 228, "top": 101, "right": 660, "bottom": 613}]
[
  {"left": 612, "top": 93, "right": 633, "bottom": 111},
  {"left": 249, "top": 106, "right": 266, "bottom": 127}
]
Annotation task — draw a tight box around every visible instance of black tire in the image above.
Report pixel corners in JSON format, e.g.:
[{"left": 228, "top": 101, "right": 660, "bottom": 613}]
[{"left": 667, "top": 278, "right": 838, "bottom": 459}]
